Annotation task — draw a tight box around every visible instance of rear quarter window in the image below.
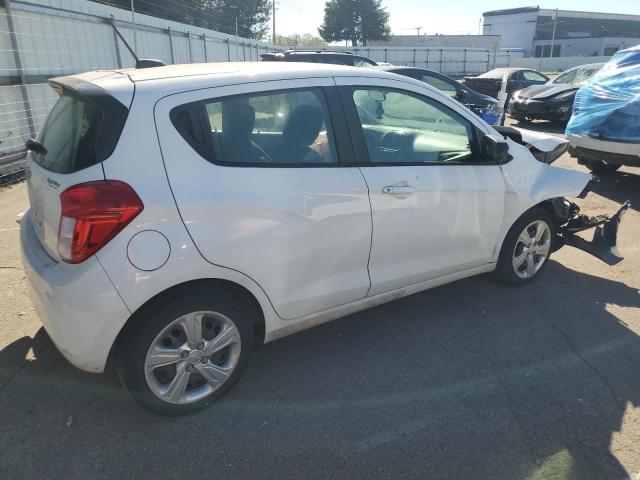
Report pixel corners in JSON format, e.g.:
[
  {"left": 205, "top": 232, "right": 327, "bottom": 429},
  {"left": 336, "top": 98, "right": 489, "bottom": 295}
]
[
  {"left": 32, "top": 93, "right": 103, "bottom": 173},
  {"left": 32, "top": 83, "right": 129, "bottom": 174}
]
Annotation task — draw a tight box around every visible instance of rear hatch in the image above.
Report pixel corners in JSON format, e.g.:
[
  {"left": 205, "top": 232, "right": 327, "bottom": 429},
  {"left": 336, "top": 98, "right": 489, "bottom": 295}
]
[{"left": 25, "top": 73, "right": 131, "bottom": 261}]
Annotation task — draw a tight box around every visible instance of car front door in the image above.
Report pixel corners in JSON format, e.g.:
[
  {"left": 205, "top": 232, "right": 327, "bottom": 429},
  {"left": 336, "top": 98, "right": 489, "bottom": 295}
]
[
  {"left": 336, "top": 76, "right": 506, "bottom": 296},
  {"left": 154, "top": 78, "right": 372, "bottom": 320}
]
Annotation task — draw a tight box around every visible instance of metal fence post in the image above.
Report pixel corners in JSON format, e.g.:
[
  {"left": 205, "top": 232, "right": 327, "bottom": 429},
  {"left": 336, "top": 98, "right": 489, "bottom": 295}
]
[
  {"left": 463, "top": 49, "right": 467, "bottom": 76},
  {"left": 187, "top": 31, "right": 193, "bottom": 63},
  {"left": 226, "top": 38, "right": 231, "bottom": 61},
  {"left": 242, "top": 42, "right": 246, "bottom": 61},
  {"left": 167, "top": 27, "right": 175, "bottom": 63},
  {"left": 439, "top": 49, "right": 443, "bottom": 73},
  {"left": 413, "top": 48, "right": 416, "bottom": 67},
  {"left": 5, "top": 0, "right": 36, "bottom": 138},
  {"left": 384, "top": 48, "right": 388, "bottom": 63},
  {"left": 110, "top": 15, "right": 122, "bottom": 68},
  {"left": 486, "top": 49, "right": 491, "bottom": 72},
  {"left": 202, "top": 34, "right": 207, "bottom": 62}
]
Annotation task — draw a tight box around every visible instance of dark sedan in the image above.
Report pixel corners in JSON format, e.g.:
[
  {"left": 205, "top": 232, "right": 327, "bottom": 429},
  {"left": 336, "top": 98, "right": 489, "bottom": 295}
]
[
  {"left": 463, "top": 68, "right": 549, "bottom": 99},
  {"left": 508, "top": 63, "right": 605, "bottom": 124},
  {"left": 374, "top": 66, "right": 499, "bottom": 124}
]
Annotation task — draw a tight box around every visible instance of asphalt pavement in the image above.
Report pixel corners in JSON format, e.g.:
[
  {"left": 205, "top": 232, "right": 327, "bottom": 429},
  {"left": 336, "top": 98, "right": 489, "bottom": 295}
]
[{"left": 1, "top": 121, "right": 639, "bottom": 479}]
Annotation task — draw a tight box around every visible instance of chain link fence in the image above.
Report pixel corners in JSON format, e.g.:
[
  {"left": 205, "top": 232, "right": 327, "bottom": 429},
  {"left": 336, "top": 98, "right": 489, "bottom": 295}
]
[{"left": 0, "top": 0, "right": 277, "bottom": 185}]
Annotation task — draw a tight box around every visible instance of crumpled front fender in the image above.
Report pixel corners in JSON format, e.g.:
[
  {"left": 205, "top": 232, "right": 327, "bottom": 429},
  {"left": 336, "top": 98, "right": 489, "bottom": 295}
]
[
  {"left": 501, "top": 139, "right": 591, "bottom": 203},
  {"left": 493, "top": 140, "right": 591, "bottom": 259}
]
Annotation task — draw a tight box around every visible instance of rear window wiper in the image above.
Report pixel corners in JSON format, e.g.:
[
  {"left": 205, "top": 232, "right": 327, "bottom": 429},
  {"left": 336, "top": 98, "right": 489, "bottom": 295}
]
[{"left": 25, "top": 138, "right": 47, "bottom": 155}]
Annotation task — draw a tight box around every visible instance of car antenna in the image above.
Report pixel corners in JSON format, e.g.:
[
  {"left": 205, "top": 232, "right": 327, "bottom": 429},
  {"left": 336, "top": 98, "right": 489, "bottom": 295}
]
[{"left": 109, "top": 17, "right": 165, "bottom": 69}]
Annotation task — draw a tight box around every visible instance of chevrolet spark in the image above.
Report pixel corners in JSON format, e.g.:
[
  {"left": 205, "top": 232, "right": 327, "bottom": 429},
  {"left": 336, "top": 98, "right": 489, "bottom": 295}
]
[{"left": 20, "top": 62, "right": 629, "bottom": 415}]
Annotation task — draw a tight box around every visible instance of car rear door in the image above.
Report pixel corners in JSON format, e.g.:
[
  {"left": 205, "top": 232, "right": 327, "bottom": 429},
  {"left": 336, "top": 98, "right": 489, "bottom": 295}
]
[
  {"left": 154, "top": 78, "right": 372, "bottom": 320},
  {"left": 336, "top": 75, "right": 505, "bottom": 296}
]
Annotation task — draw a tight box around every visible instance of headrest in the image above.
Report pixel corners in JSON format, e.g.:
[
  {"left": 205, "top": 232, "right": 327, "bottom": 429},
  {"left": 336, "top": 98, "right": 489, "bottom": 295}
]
[
  {"left": 221, "top": 101, "right": 255, "bottom": 139},
  {"left": 282, "top": 105, "right": 324, "bottom": 146}
]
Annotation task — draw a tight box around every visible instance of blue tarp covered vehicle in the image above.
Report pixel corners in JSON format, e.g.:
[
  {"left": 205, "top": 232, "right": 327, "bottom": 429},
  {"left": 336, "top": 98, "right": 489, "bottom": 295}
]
[{"left": 567, "top": 45, "right": 640, "bottom": 173}]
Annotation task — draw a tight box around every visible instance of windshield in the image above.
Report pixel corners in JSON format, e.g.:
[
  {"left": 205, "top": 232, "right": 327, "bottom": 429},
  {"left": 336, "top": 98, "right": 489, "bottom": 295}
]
[
  {"left": 553, "top": 66, "right": 602, "bottom": 86},
  {"left": 478, "top": 68, "right": 511, "bottom": 79}
]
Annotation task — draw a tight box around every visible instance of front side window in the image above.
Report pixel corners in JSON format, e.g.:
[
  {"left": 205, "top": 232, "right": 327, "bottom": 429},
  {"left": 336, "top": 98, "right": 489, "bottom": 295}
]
[
  {"left": 352, "top": 88, "right": 474, "bottom": 164},
  {"left": 419, "top": 75, "right": 458, "bottom": 98},
  {"left": 181, "top": 88, "right": 338, "bottom": 166}
]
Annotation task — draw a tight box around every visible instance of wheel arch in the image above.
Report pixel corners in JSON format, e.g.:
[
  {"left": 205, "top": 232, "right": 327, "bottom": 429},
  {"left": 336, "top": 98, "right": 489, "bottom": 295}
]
[
  {"left": 495, "top": 198, "right": 563, "bottom": 261},
  {"left": 106, "top": 278, "right": 266, "bottom": 371}
]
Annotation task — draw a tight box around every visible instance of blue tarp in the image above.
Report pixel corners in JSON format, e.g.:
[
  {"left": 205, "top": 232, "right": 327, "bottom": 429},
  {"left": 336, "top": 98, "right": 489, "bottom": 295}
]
[{"left": 566, "top": 45, "right": 640, "bottom": 143}]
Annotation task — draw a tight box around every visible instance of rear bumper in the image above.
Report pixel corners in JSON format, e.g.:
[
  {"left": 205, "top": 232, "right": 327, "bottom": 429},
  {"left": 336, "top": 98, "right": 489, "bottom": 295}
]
[
  {"left": 20, "top": 210, "right": 130, "bottom": 373},
  {"left": 567, "top": 135, "right": 640, "bottom": 166}
]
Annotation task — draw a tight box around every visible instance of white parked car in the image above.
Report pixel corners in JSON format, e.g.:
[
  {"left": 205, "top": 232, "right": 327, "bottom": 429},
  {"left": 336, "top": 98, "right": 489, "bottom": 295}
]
[{"left": 20, "top": 62, "right": 628, "bottom": 415}]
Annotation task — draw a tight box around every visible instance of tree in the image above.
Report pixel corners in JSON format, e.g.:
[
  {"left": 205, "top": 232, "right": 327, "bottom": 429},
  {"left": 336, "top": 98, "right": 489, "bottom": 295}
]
[
  {"left": 91, "top": 0, "right": 271, "bottom": 40},
  {"left": 319, "top": 0, "right": 391, "bottom": 46},
  {"left": 275, "top": 33, "right": 327, "bottom": 47},
  {"left": 215, "top": 0, "right": 272, "bottom": 39}
]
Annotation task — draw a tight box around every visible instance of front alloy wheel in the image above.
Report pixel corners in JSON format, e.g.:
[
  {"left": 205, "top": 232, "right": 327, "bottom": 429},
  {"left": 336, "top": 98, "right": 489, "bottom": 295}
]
[
  {"left": 512, "top": 220, "right": 551, "bottom": 279},
  {"left": 495, "top": 207, "right": 555, "bottom": 285}
]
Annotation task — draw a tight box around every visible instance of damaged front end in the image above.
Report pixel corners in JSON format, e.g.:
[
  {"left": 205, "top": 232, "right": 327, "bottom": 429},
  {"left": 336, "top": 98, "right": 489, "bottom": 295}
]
[{"left": 553, "top": 195, "right": 631, "bottom": 265}]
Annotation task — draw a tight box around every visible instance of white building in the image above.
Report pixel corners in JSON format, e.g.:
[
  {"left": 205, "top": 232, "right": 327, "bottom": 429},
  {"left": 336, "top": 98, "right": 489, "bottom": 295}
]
[
  {"left": 482, "top": 7, "right": 640, "bottom": 57},
  {"left": 369, "top": 35, "right": 501, "bottom": 51}
]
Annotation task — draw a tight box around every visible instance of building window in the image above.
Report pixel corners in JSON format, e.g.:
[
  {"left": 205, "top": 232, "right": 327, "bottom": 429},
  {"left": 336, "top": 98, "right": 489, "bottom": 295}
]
[{"left": 535, "top": 44, "right": 561, "bottom": 58}]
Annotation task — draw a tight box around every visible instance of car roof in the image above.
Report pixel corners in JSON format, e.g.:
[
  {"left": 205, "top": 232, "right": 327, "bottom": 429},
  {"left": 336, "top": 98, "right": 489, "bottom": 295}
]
[
  {"left": 121, "top": 61, "right": 371, "bottom": 83},
  {"left": 60, "top": 61, "right": 431, "bottom": 99}
]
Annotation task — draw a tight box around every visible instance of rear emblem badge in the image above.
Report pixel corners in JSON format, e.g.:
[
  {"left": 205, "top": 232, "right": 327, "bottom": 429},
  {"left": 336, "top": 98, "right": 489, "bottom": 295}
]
[{"left": 47, "top": 178, "right": 60, "bottom": 189}]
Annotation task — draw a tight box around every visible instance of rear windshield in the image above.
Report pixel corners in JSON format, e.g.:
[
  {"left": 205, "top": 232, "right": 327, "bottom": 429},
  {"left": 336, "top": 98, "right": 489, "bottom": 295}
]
[{"left": 32, "top": 92, "right": 103, "bottom": 174}]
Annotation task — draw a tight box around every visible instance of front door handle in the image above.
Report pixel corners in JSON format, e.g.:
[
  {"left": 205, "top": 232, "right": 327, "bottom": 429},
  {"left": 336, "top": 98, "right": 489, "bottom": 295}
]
[{"left": 382, "top": 185, "right": 416, "bottom": 196}]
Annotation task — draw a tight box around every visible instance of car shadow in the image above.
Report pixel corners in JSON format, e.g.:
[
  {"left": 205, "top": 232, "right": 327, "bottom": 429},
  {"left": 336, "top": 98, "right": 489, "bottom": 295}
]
[
  {"left": 588, "top": 168, "right": 640, "bottom": 212},
  {"left": 0, "top": 262, "right": 639, "bottom": 479}
]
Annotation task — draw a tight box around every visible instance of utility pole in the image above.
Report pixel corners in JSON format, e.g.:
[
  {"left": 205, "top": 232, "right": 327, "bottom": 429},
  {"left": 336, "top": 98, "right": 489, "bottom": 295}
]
[
  {"left": 549, "top": 8, "right": 558, "bottom": 58},
  {"left": 272, "top": 0, "right": 276, "bottom": 45},
  {"left": 130, "top": 0, "right": 137, "bottom": 54}
]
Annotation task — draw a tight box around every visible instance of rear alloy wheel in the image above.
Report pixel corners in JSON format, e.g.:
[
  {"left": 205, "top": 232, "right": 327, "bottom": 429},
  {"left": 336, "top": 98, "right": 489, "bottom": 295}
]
[
  {"left": 583, "top": 159, "right": 621, "bottom": 175},
  {"left": 119, "top": 288, "right": 254, "bottom": 415},
  {"left": 144, "top": 311, "right": 241, "bottom": 405},
  {"left": 495, "top": 208, "right": 555, "bottom": 285}
]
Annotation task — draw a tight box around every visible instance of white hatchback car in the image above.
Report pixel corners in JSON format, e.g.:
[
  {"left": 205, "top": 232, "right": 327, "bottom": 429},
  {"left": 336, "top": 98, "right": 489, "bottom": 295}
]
[{"left": 21, "top": 62, "right": 628, "bottom": 414}]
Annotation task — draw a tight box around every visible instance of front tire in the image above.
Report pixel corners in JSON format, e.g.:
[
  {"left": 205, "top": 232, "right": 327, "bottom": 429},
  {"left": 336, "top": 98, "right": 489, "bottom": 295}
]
[
  {"left": 495, "top": 208, "right": 555, "bottom": 286},
  {"left": 582, "top": 159, "right": 621, "bottom": 174},
  {"left": 118, "top": 287, "right": 254, "bottom": 415}
]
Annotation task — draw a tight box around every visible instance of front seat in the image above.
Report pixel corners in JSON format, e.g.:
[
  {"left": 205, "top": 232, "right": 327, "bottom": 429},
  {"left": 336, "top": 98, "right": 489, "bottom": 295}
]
[
  {"left": 216, "top": 101, "right": 269, "bottom": 163},
  {"left": 273, "top": 105, "right": 324, "bottom": 163}
]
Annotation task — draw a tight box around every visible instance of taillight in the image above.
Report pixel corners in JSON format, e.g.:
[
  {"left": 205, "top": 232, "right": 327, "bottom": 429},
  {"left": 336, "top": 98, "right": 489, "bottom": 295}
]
[{"left": 58, "top": 180, "right": 143, "bottom": 264}]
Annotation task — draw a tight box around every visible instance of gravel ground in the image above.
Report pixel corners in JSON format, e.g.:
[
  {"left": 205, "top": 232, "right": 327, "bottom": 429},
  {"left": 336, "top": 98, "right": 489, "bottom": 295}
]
[{"left": 1, "top": 122, "right": 639, "bottom": 479}]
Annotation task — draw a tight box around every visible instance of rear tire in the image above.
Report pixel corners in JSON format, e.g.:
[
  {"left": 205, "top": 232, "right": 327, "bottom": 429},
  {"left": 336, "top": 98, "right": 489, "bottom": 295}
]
[
  {"left": 495, "top": 207, "right": 555, "bottom": 286},
  {"left": 582, "top": 159, "right": 621, "bottom": 174},
  {"left": 118, "top": 287, "right": 254, "bottom": 415}
]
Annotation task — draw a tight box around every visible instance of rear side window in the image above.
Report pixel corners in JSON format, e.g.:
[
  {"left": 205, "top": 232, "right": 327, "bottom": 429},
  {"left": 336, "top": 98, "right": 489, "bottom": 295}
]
[
  {"left": 32, "top": 93, "right": 103, "bottom": 173},
  {"left": 172, "top": 88, "right": 339, "bottom": 166}
]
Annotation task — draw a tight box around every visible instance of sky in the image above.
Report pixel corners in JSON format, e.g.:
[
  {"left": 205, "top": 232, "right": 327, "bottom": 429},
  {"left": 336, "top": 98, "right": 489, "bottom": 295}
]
[{"left": 275, "top": 0, "right": 640, "bottom": 37}]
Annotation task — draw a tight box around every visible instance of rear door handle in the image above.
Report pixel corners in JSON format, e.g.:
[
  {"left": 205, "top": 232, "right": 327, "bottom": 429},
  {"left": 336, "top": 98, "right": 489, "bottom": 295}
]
[{"left": 382, "top": 185, "right": 416, "bottom": 196}]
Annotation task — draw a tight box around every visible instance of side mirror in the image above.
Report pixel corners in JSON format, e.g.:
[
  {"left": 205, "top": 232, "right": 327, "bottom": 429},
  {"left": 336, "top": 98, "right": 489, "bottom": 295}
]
[{"left": 481, "top": 134, "right": 510, "bottom": 163}]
